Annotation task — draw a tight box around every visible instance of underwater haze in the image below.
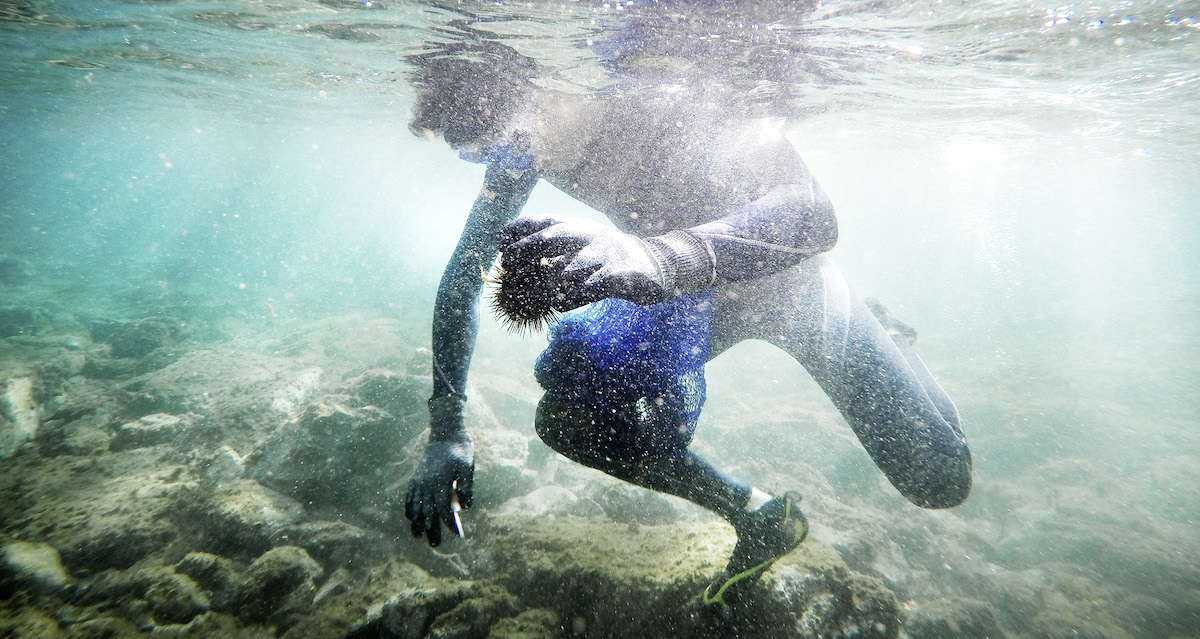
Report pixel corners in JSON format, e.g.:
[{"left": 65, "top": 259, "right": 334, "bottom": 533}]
[{"left": 1, "top": 0, "right": 1198, "bottom": 638}]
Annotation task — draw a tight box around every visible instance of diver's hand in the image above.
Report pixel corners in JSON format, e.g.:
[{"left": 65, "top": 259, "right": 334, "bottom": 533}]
[
  {"left": 405, "top": 439, "right": 474, "bottom": 547},
  {"left": 500, "top": 215, "right": 671, "bottom": 310}
]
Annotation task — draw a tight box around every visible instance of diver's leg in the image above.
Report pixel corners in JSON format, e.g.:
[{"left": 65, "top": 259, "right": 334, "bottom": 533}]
[
  {"left": 719, "top": 256, "right": 972, "bottom": 509},
  {"left": 534, "top": 393, "right": 751, "bottom": 520},
  {"left": 534, "top": 392, "right": 808, "bottom": 607},
  {"left": 865, "top": 297, "right": 962, "bottom": 430}
]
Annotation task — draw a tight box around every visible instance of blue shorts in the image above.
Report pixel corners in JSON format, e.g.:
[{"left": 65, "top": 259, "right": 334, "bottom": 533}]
[{"left": 534, "top": 292, "right": 714, "bottom": 458}]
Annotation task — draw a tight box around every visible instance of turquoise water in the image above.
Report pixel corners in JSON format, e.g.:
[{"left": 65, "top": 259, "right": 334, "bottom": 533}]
[{"left": 2, "top": 0, "right": 1198, "bottom": 637}]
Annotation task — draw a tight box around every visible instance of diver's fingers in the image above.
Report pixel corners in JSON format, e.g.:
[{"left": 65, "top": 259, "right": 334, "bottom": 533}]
[
  {"left": 552, "top": 263, "right": 601, "bottom": 311},
  {"left": 499, "top": 215, "right": 565, "bottom": 249},
  {"left": 457, "top": 473, "right": 475, "bottom": 509},
  {"left": 407, "top": 491, "right": 426, "bottom": 538},
  {"left": 425, "top": 503, "right": 444, "bottom": 547},
  {"left": 506, "top": 227, "right": 588, "bottom": 266},
  {"left": 437, "top": 498, "right": 456, "bottom": 540},
  {"left": 410, "top": 514, "right": 424, "bottom": 539},
  {"left": 404, "top": 491, "right": 417, "bottom": 530}
]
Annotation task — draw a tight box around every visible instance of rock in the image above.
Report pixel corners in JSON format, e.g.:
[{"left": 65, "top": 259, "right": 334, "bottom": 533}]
[
  {"left": 312, "top": 567, "right": 353, "bottom": 606},
  {"left": 282, "top": 520, "right": 388, "bottom": 569},
  {"left": 493, "top": 486, "right": 580, "bottom": 519},
  {"left": 464, "top": 516, "right": 900, "bottom": 638},
  {"left": 246, "top": 395, "right": 420, "bottom": 511},
  {"left": 270, "top": 367, "right": 324, "bottom": 417},
  {"left": 426, "top": 585, "right": 521, "bottom": 639},
  {"left": 196, "top": 445, "right": 245, "bottom": 483},
  {"left": 141, "top": 569, "right": 211, "bottom": 625},
  {"left": 486, "top": 608, "right": 562, "bottom": 639},
  {"left": 34, "top": 418, "right": 111, "bottom": 456},
  {"left": 152, "top": 611, "right": 276, "bottom": 638},
  {"left": 903, "top": 597, "right": 1008, "bottom": 639},
  {"left": 347, "top": 369, "right": 429, "bottom": 425},
  {"left": 174, "top": 552, "right": 238, "bottom": 609},
  {"left": 74, "top": 565, "right": 209, "bottom": 627},
  {"left": 474, "top": 463, "right": 538, "bottom": 509},
  {"left": 404, "top": 348, "right": 433, "bottom": 377},
  {"left": 362, "top": 580, "right": 520, "bottom": 639},
  {"left": 61, "top": 616, "right": 142, "bottom": 638},
  {"left": 0, "top": 257, "right": 32, "bottom": 286},
  {"left": 0, "top": 606, "right": 69, "bottom": 638},
  {"left": 593, "top": 483, "right": 678, "bottom": 526},
  {"left": 0, "top": 307, "right": 36, "bottom": 337},
  {"left": 170, "top": 480, "right": 304, "bottom": 559},
  {"left": 770, "top": 557, "right": 900, "bottom": 639},
  {"left": 0, "top": 541, "right": 69, "bottom": 595},
  {"left": 24, "top": 468, "right": 183, "bottom": 572},
  {"left": 111, "top": 413, "right": 186, "bottom": 451},
  {"left": 231, "top": 546, "right": 323, "bottom": 623},
  {"left": 1, "top": 376, "right": 39, "bottom": 458},
  {"left": 87, "top": 318, "right": 175, "bottom": 359}
]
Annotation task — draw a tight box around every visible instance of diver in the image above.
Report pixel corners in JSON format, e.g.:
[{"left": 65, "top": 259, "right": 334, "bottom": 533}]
[{"left": 401, "top": 54, "right": 972, "bottom": 607}]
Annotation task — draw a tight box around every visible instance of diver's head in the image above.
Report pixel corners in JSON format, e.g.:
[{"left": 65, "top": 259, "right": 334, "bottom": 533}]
[{"left": 408, "top": 53, "right": 539, "bottom": 149}]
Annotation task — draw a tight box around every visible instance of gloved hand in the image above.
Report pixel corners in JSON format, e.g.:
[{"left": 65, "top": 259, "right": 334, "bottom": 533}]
[
  {"left": 499, "top": 215, "right": 713, "bottom": 312},
  {"left": 404, "top": 438, "right": 474, "bottom": 547}
]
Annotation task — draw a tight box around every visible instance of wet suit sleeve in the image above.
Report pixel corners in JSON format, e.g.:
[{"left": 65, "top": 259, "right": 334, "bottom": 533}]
[
  {"left": 656, "top": 179, "right": 839, "bottom": 294},
  {"left": 406, "top": 165, "right": 538, "bottom": 547},
  {"left": 429, "top": 164, "right": 539, "bottom": 431}
]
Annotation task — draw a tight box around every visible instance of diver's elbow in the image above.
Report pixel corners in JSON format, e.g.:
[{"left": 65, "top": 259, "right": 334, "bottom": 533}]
[
  {"left": 815, "top": 210, "right": 838, "bottom": 253},
  {"left": 805, "top": 192, "right": 838, "bottom": 254},
  {"left": 773, "top": 183, "right": 838, "bottom": 253}
]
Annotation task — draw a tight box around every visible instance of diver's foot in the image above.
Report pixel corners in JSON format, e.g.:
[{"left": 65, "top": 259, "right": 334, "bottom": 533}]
[
  {"left": 701, "top": 491, "right": 808, "bottom": 609},
  {"left": 864, "top": 297, "right": 918, "bottom": 345}
]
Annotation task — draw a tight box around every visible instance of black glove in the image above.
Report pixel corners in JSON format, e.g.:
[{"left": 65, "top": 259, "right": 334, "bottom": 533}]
[
  {"left": 404, "top": 399, "right": 474, "bottom": 547},
  {"left": 499, "top": 215, "right": 715, "bottom": 312}
]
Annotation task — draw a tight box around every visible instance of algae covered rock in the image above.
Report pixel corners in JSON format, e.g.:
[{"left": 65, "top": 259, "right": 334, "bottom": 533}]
[
  {"left": 152, "top": 611, "right": 276, "bottom": 639},
  {"left": 768, "top": 548, "right": 900, "bottom": 639},
  {"left": 62, "top": 616, "right": 143, "bottom": 638},
  {"left": 360, "top": 580, "right": 521, "bottom": 639},
  {"left": 230, "top": 545, "right": 323, "bottom": 623},
  {"left": 1, "top": 376, "right": 39, "bottom": 458},
  {"left": 34, "top": 417, "right": 111, "bottom": 457},
  {"left": 141, "top": 569, "right": 211, "bottom": 625},
  {"left": 246, "top": 370, "right": 431, "bottom": 515},
  {"left": 170, "top": 479, "right": 303, "bottom": 559},
  {"left": 28, "top": 466, "right": 183, "bottom": 572},
  {"left": 74, "top": 565, "right": 210, "bottom": 626},
  {"left": 485, "top": 608, "right": 562, "bottom": 639},
  {"left": 282, "top": 520, "right": 389, "bottom": 569},
  {"left": 0, "top": 307, "right": 36, "bottom": 338},
  {"left": 0, "top": 605, "right": 69, "bottom": 639},
  {"left": 464, "top": 514, "right": 899, "bottom": 639},
  {"left": 246, "top": 399, "right": 406, "bottom": 509},
  {"left": 0, "top": 540, "right": 69, "bottom": 595},
  {"left": 111, "top": 412, "right": 188, "bottom": 451},
  {"left": 174, "top": 552, "right": 238, "bottom": 609},
  {"left": 902, "top": 596, "right": 1008, "bottom": 639},
  {"left": 86, "top": 317, "right": 176, "bottom": 360}
]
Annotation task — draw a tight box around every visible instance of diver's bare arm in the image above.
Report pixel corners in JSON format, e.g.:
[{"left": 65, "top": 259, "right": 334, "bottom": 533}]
[{"left": 429, "top": 166, "right": 539, "bottom": 435}]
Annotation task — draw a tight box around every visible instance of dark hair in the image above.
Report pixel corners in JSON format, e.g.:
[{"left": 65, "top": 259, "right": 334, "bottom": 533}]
[{"left": 408, "top": 46, "right": 539, "bottom": 148}]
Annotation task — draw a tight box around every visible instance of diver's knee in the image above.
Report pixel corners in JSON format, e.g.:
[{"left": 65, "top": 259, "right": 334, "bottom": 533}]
[
  {"left": 533, "top": 394, "right": 575, "bottom": 455},
  {"left": 909, "top": 474, "right": 971, "bottom": 509},
  {"left": 902, "top": 448, "right": 973, "bottom": 509},
  {"left": 533, "top": 393, "right": 604, "bottom": 465}
]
